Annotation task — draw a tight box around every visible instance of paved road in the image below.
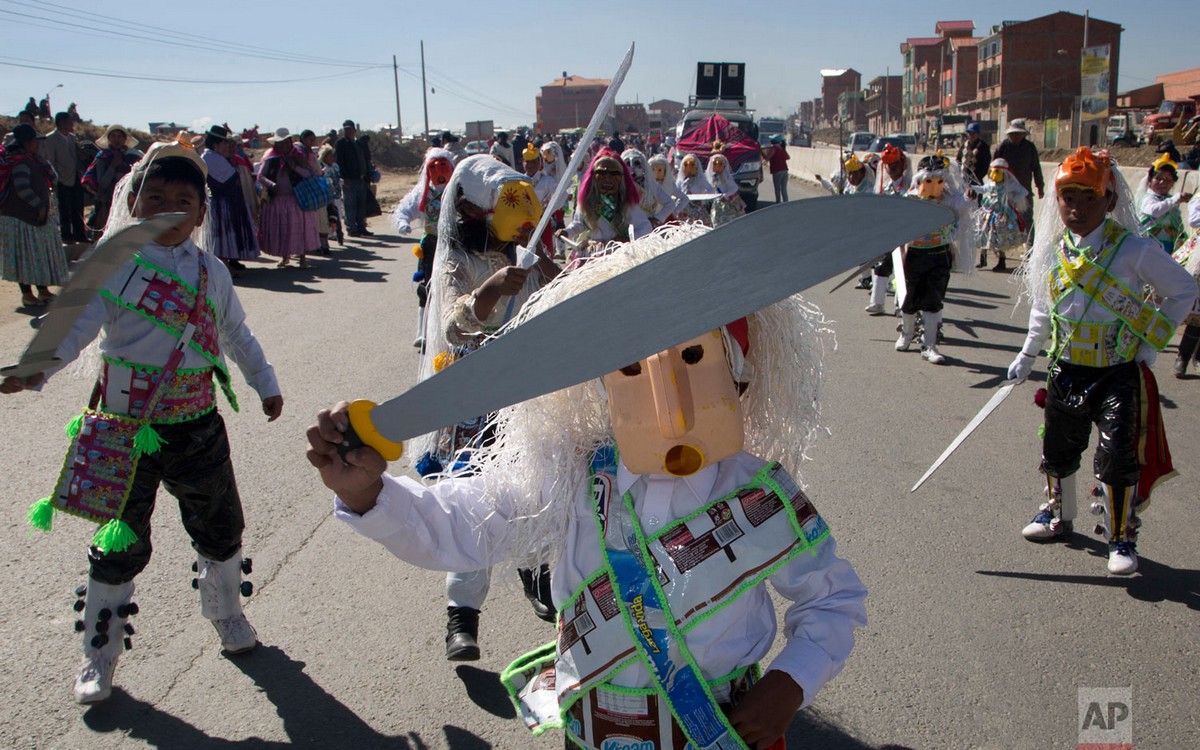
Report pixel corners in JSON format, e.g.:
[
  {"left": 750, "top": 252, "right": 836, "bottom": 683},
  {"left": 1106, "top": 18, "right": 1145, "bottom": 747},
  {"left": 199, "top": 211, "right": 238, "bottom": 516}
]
[{"left": 2, "top": 177, "right": 1197, "bottom": 750}]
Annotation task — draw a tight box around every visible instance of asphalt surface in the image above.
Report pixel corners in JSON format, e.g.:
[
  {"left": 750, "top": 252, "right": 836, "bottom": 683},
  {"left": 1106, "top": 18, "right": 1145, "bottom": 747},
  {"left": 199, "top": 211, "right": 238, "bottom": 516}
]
[{"left": 2, "top": 176, "right": 1197, "bottom": 750}]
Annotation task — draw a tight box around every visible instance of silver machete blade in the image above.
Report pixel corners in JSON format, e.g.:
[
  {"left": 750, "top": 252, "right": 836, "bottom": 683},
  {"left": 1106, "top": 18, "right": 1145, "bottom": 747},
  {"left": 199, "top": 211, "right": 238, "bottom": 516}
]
[
  {"left": 373, "top": 195, "right": 953, "bottom": 443},
  {"left": 1, "top": 213, "right": 187, "bottom": 379},
  {"left": 910, "top": 380, "right": 1019, "bottom": 492}
]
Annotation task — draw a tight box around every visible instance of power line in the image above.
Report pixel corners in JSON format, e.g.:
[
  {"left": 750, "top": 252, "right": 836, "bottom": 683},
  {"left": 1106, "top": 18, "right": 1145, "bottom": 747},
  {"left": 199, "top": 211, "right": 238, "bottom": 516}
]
[
  {"left": 0, "top": 0, "right": 387, "bottom": 70},
  {"left": 0, "top": 56, "right": 379, "bottom": 85}
]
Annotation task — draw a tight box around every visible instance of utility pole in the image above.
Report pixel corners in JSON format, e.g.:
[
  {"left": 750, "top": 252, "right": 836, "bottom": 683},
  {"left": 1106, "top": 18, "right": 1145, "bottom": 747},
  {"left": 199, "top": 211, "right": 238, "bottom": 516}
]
[
  {"left": 420, "top": 41, "right": 430, "bottom": 138},
  {"left": 392, "top": 55, "right": 403, "bottom": 138},
  {"left": 884, "top": 67, "right": 889, "bottom": 134}
]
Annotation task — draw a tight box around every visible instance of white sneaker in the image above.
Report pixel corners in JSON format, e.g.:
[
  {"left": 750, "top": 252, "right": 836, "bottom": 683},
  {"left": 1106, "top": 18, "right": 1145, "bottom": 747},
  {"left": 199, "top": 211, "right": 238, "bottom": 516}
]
[
  {"left": 212, "top": 614, "right": 258, "bottom": 654},
  {"left": 73, "top": 652, "right": 118, "bottom": 704},
  {"left": 1107, "top": 542, "right": 1138, "bottom": 575},
  {"left": 865, "top": 303, "right": 884, "bottom": 314},
  {"left": 895, "top": 332, "right": 913, "bottom": 351},
  {"left": 1022, "top": 508, "right": 1072, "bottom": 541},
  {"left": 921, "top": 346, "right": 946, "bottom": 364}
]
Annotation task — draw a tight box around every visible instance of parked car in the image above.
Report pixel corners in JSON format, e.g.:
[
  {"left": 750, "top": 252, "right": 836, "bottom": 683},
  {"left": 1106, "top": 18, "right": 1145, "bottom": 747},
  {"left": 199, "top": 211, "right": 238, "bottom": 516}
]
[
  {"left": 845, "top": 131, "right": 877, "bottom": 153},
  {"left": 464, "top": 140, "right": 489, "bottom": 156},
  {"left": 887, "top": 133, "right": 918, "bottom": 152},
  {"left": 867, "top": 136, "right": 907, "bottom": 153}
]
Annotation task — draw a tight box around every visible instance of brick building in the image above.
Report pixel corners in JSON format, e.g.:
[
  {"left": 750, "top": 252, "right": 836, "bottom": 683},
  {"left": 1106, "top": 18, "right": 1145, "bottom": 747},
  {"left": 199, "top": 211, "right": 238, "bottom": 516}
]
[
  {"left": 536, "top": 75, "right": 609, "bottom": 134},
  {"left": 864, "top": 75, "right": 902, "bottom": 134},
  {"left": 964, "top": 12, "right": 1122, "bottom": 126},
  {"left": 820, "top": 69, "right": 860, "bottom": 128},
  {"left": 901, "top": 21, "right": 976, "bottom": 134},
  {"left": 648, "top": 99, "right": 685, "bottom": 134},
  {"left": 614, "top": 103, "right": 648, "bottom": 135}
]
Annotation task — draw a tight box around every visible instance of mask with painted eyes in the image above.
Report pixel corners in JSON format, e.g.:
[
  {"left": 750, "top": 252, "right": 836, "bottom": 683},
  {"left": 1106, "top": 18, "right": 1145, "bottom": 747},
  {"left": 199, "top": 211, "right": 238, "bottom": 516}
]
[
  {"left": 601, "top": 329, "right": 744, "bottom": 476},
  {"left": 624, "top": 158, "right": 646, "bottom": 187},
  {"left": 652, "top": 162, "right": 666, "bottom": 182},
  {"left": 489, "top": 179, "right": 542, "bottom": 242},
  {"left": 541, "top": 147, "right": 556, "bottom": 164},
  {"left": 989, "top": 168, "right": 1005, "bottom": 184},
  {"left": 682, "top": 157, "right": 699, "bottom": 177},
  {"left": 711, "top": 157, "right": 726, "bottom": 175},
  {"left": 918, "top": 176, "right": 945, "bottom": 200},
  {"left": 427, "top": 157, "right": 454, "bottom": 189}
]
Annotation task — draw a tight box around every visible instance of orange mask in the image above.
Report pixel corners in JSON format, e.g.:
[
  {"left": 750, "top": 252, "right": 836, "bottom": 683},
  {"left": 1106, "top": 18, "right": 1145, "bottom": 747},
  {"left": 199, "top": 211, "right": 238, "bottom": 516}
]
[
  {"left": 918, "top": 176, "right": 945, "bottom": 200},
  {"left": 427, "top": 157, "right": 453, "bottom": 189},
  {"left": 1054, "top": 146, "right": 1113, "bottom": 194},
  {"left": 601, "top": 330, "right": 744, "bottom": 476}
]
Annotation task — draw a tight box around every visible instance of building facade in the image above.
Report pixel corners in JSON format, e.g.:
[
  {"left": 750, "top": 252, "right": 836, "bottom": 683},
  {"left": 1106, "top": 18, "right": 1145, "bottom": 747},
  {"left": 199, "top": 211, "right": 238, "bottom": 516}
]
[
  {"left": 537, "top": 75, "right": 609, "bottom": 134},
  {"left": 864, "top": 75, "right": 902, "bottom": 134},
  {"left": 820, "top": 69, "right": 861, "bottom": 128}
]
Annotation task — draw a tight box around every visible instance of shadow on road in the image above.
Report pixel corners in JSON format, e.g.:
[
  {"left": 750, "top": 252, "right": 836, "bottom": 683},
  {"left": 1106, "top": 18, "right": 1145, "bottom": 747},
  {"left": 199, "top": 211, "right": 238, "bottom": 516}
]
[
  {"left": 454, "top": 665, "right": 517, "bottom": 719},
  {"left": 946, "top": 285, "right": 1011, "bottom": 300},
  {"left": 81, "top": 645, "right": 493, "bottom": 748},
  {"left": 787, "top": 706, "right": 917, "bottom": 749},
  {"left": 977, "top": 536, "right": 1200, "bottom": 611}
]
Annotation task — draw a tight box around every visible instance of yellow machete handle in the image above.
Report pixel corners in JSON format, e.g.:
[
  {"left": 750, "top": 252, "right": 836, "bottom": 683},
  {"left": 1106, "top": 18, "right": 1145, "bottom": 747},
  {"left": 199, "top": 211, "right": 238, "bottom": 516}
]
[{"left": 340, "top": 399, "right": 404, "bottom": 462}]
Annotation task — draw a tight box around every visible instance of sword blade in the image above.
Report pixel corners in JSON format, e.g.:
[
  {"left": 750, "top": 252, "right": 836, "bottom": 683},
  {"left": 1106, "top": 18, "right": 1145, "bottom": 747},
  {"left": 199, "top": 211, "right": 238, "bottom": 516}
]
[
  {"left": 828, "top": 258, "right": 876, "bottom": 294},
  {"left": 910, "top": 380, "right": 1019, "bottom": 492},
  {"left": 371, "top": 196, "right": 953, "bottom": 443},
  {"left": 2, "top": 213, "right": 187, "bottom": 379}
]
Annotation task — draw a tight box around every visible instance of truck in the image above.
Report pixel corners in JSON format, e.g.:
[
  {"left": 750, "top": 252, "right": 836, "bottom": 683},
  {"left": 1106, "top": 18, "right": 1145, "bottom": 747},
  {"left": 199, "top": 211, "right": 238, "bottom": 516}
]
[
  {"left": 757, "top": 117, "right": 786, "bottom": 146},
  {"left": 1144, "top": 100, "right": 1197, "bottom": 143},
  {"left": 1106, "top": 111, "right": 1147, "bottom": 146},
  {"left": 673, "top": 62, "right": 763, "bottom": 210}
]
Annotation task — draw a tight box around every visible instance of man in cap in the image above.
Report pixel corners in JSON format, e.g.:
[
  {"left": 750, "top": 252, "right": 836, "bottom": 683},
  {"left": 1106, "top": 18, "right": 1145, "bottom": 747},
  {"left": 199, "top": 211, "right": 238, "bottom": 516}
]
[
  {"left": 335, "top": 119, "right": 374, "bottom": 237},
  {"left": 994, "top": 119, "right": 1044, "bottom": 246},
  {"left": 43, "top": 111, "right": 89, "bottom": 244}
]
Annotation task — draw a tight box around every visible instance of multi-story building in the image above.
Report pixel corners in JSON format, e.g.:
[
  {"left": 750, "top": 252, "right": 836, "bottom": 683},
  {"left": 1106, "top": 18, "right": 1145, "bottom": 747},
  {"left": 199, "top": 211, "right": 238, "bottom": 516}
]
[
  {"left": 820, "top": 69, "right": 860, "bottom": 128},
  {"left": 838, "top": 90, "right": 868, "bottom": 132},
  {"left": 536, "top": 74, "right": 609, "bottom": 134},
  {"left": 648, "top": 99, "right": 685, "bottom": 134},
  {"left": 965, "top": 11, "right": 1122, "bottom": 126},
  {"left": 864, "top": 75, "right": 902, "bottom": 135},
  {"left": 798, "top": 100, "right": 815, "bottom": 128},
  {"left": 901, "top": 21, "right": 976, "bottom": 134},
  {"left": 614, "top": 103, "right": 649, "bottom": 135}
]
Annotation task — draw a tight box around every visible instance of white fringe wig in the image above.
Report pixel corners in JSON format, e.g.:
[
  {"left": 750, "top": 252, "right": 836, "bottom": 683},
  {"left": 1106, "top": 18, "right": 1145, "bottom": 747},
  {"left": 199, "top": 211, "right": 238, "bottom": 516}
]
[
  {"left": 540, "top": 140, "right": 567, "bottom": 182},
  {"left": 1014, "top": 152, "right": 1139, "bottom": 311},
  {"left": 453, "top": 222, "right": 834, "bottom": 568}
]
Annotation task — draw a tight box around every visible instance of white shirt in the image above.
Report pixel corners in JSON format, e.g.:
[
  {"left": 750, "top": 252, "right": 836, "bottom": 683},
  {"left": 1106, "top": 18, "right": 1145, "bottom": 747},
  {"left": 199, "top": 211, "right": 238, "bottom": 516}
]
[
  {"left": 1188, "top": 194, "right": 1200, "bottom": 229},
  {"left": 563, "top": 204, "right": 653, "bottom": 243},
  {"left": 1019, "top": 222, "right": 1198, "bottom": 360},
  {"left": 335, "top": 450, "right": 868, "bottom": 708},
  {"left": 50, "top": 239, "right": 280, "bottom": 400}
]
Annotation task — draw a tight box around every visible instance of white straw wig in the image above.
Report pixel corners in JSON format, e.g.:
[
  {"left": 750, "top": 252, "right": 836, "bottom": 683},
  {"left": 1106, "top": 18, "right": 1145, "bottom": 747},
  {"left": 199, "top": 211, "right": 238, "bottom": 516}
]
[{"left": 453, "top": 222, "right": 834, "bottom": 567}]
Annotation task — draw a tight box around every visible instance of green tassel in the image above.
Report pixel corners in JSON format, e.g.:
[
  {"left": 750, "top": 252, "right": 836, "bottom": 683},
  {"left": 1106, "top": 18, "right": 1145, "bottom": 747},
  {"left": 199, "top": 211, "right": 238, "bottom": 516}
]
[
  {"left": 91, "top": 519, "right": 138, "bottom": 554},
  {"left": 65, "top": 414, "right": 84, "bottom": 439},
  {"left": 26, "top": 497, "right": 55, "bottom": 532},
  {"left": 132, "top": 423, "right": 167, "bottom": 457},
  {"left": 1038, "top": 424, "right": 1046, "bottom": 440}
]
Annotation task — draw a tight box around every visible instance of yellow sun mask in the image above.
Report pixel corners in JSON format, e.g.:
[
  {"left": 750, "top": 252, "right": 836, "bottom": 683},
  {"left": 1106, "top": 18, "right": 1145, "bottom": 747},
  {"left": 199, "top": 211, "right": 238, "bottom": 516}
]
[
  {"left": 989, "top": 168, "right": 1005, "bottom": 183},
  {"left": 490, "top": 180, "right": 542, "bottom": 242},
  {"left": 601, "top": 329, "right": 744, "bottom": 477}
]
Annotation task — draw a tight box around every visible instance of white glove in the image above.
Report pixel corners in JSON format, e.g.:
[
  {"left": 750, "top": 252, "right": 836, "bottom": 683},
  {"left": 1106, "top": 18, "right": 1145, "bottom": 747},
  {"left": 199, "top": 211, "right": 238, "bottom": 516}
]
[
  {"left": 1007, "top": 352, "right": 1035, "bottom": 383},
  {"left": 1134, "top": 341, "right": 1157, "bottom": 366},
  {"left": 397, "top": 223, "right": 411, "bottom": 235}
]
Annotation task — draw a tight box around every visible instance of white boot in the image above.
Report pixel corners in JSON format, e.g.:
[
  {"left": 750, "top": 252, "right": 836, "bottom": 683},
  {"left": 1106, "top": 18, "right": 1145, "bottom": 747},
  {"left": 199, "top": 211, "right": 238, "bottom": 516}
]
[
  {"left": 73, "top": 578, "right": 136, "bottom": 704},
  {"left": 1100, "top": 484, "right": 1138, "bottom": 575},
  {"left": 865, "top": 274, "right": 888, "bottom": 314},
  {"left": 895, "top": 312, "right": 916, "bottom": 351},
  {"left": 920, "top": 310, "right": 946, "bottom": 364},
  {"left": 196, "top": 552, "right": 258, "bottom": 654},
  {"left": 413, "top": 305, "right": 426, "bottom": 348},
  {"left": 1023, "top": 474, "right": 1076, "bottom": 541}
]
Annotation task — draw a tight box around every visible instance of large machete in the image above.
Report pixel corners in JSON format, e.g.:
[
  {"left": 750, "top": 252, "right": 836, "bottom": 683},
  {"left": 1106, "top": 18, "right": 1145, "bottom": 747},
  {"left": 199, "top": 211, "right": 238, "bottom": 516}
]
[
  {"left": 341, "top": 196, "right": 953, "bottom": 460},
  {"left": 2, "top": 213, "right": 187, "bottom": 380},
  {"left": 910, "top": 380, "right": 1019, "bottom": 492}
]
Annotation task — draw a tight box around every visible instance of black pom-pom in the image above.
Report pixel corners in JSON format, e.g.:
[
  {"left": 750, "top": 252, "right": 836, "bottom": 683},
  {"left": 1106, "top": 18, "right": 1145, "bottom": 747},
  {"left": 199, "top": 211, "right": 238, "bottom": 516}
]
[
  {"left": 124, "top": 623, "right": 135, "bottom": 635},
  {"left": 95, "top": 619, "right": 109, "bottom": 633},
  {"left": 191, "top": 578, "right": 199, "bottom": 590},
  {"left": 74, "top": 620, "right": 85, "bottom": 632},
  {"left": 191, "top": 562, "right": 198, "bottom": 572},
  {"left": 124, "top": 637, "right": 133, "bottom": 651},
  {"left": 97, "top": 608, "right": 111, "bottom": 621},
  {"left": 240, "top": 581, "right": 253, "bottom": 597},
  {"left": 72, "top": 600, "right": 85, "bottom": 612},
  {"left": 74, "top": 584, "right": 87, "bottom": 597},
  {"left": 127, "top": 602, "right": 139, "bottom": 615},
  {"left": 241, "top": 558, "right": 253, "bottom": 575}
]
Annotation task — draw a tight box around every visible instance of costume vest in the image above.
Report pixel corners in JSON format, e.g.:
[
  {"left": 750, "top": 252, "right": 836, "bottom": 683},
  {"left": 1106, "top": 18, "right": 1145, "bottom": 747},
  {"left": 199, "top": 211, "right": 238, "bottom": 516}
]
[
  {"left": 97, "top": 254, "right": 237, "bottom": 422},
  {"left": 502, "top": 448, "right": 830, "bottom": 750},
  {"left": 1047, "top": 220, "right": 1175, "bottom": 368}
]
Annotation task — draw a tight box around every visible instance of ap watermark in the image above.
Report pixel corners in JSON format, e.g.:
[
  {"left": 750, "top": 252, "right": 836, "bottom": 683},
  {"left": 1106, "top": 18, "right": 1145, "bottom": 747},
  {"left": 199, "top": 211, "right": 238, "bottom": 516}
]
[{"left": 1079, "top": 687, "right": 1132, "bottom": 750}]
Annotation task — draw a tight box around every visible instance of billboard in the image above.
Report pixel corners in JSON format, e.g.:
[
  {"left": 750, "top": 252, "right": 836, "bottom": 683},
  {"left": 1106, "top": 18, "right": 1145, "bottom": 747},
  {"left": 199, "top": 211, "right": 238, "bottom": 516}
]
[{"left": 1080, "top": 45, "right": 1111, "bottom": 122}]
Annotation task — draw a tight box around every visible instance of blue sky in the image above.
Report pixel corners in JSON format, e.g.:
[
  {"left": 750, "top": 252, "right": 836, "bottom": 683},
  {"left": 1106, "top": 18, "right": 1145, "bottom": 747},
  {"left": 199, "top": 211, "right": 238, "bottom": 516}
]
[{"left": 1, "top": 0, "right": 1193, "bottom": 136}]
